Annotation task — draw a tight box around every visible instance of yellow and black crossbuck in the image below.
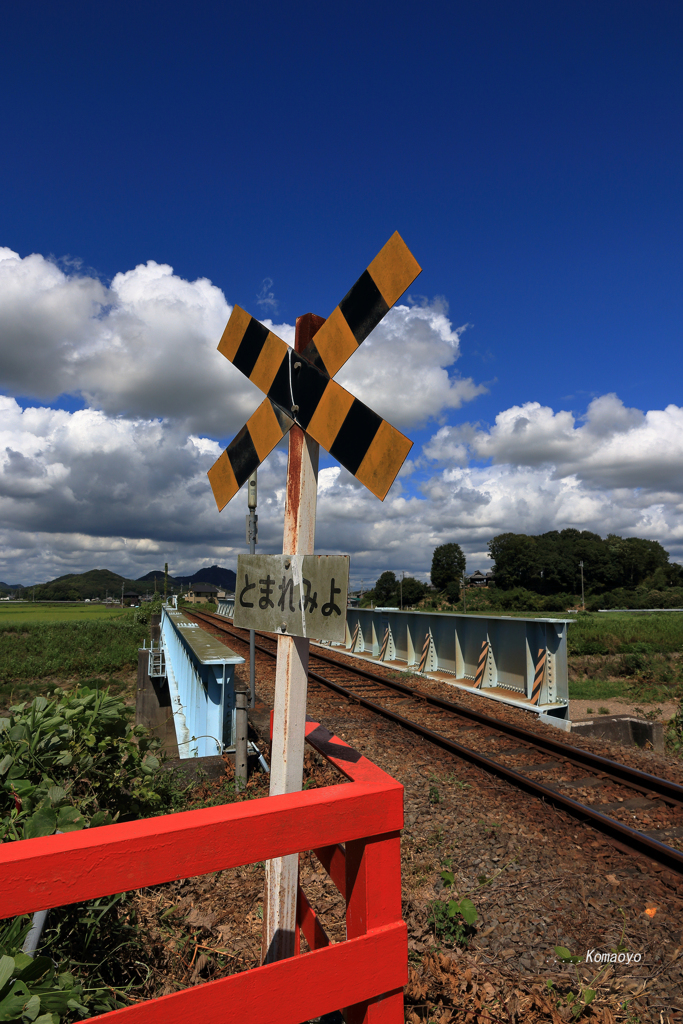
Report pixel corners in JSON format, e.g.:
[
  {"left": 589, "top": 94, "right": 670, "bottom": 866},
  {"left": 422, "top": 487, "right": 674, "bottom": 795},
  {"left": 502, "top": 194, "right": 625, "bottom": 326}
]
[{"left": 207, "top": 232, "right": 421, "bottom": 510}]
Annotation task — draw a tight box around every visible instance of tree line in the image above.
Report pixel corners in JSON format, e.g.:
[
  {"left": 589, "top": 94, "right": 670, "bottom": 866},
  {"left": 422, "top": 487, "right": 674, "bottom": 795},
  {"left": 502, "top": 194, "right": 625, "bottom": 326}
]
[
  {"left": 361, "top": 531, "right": 683, "bottom": 611},
  {"left": 488, "top": 529, "right": 682, "bottom": 595},
  {"left": 361, "top": 543, "right": 467, "bottom": 607}
]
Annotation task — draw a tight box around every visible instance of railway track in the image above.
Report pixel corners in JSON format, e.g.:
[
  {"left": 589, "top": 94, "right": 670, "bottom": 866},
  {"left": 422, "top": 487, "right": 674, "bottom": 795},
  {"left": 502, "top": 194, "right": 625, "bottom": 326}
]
[{"left": 189, "top": 609, "right": 683, "bottom": 876}]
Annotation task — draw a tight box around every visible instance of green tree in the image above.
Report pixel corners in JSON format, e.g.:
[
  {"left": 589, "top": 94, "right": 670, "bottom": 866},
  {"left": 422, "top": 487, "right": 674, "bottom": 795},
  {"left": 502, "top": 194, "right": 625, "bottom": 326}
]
[
  {"left": 431, "top": 543, "right": 466, "bottom": 591},
  {"left": 375, "top": 571, "right": 397, "bottom": 605},
  {"left": 400, "top": 577, "right": 426, "bottom": 606}
]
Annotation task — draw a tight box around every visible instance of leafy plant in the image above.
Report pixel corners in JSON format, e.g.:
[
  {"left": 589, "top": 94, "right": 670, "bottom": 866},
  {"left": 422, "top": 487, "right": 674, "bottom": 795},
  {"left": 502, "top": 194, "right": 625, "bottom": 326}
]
[
  {"left": 0, "top": 916, "right": 105, "bottom": 1023},
  {"left": 0, "top": 687, "right": 187, "bottom": 840},
  {"left": 0, "top": 688, "right": 192, "bottom": 1021},
  {"left": 428, "top": 897, "right": 478, "bottom": 947}
]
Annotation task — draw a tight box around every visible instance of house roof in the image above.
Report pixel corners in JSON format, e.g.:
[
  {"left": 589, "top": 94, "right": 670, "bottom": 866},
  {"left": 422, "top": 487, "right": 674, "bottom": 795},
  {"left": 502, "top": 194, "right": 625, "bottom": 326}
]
[{"left": 190, "top": 583, "right": 219, "bottom": 593}]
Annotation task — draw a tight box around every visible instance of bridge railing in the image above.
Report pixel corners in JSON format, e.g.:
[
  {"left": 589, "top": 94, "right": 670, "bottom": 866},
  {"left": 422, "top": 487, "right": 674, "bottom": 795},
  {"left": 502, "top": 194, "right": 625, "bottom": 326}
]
[
  {"left": 0, "top": 720, "right": 406, "bottom": 1024},
  {"left": 344, "top": 607, "right": 570, "bottom": 719},
  {"left": 160, "top": 606, "right": 244, "bottom": 757}
]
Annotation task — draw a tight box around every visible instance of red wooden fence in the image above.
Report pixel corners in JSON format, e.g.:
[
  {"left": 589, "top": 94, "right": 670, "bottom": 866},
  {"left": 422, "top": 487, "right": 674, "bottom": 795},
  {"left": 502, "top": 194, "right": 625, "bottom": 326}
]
[{"left": 0, "top": 720, "right": 406, "bottom": 1023}]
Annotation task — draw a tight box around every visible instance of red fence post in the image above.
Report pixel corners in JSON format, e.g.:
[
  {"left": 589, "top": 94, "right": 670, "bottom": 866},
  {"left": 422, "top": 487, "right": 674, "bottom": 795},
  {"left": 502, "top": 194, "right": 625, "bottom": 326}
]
[
  {"left": 344, "top": 831, "right": 406, "bottom": 1023},
  {"left": 0, "top": 721, "right": 406, "bottom": 1024}
]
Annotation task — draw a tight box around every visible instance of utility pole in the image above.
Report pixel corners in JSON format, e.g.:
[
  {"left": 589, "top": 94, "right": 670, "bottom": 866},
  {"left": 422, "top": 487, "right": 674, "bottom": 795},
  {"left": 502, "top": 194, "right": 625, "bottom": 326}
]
[
  {"left": 247, "top": 470, "right": 258, "bottom": 708},
  {"left": 400, "top": 570, "right": 405, "bottom": 610},
  {"left": 121, "top": 583, "right": 124, "bottom": 608},
  {"left": 462, "top": 572, "right": 467, "bottom": 614},
  {"left": 164, "top": 562, "right": 168, "bottom": 603},
  {"left": 579, "top": 560, "right": 585, "bottom": 610}
]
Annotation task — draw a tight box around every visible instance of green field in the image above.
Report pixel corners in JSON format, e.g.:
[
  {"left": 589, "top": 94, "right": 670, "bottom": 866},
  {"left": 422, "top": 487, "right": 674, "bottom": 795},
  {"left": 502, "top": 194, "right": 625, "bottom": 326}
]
[
  {"left": 562, "top": 611, "right": 683, "bottom": 704},
  {"left": 0, "top": 608, "right": 149, "bottom": 708},
  {"left": 0, "top": 602, "right": 127, "bottom": 625},
  {"left": 566, "top": 610, "right": 683, "bottom": 654}
]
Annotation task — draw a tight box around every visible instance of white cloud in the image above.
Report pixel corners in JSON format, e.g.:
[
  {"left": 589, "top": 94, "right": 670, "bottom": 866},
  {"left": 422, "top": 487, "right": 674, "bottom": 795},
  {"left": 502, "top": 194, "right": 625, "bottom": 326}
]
[
  {"left": 0, "top": 251, "right": 483, "bottom": 437},
  {"left": 2, "top": 389, "right": 683, "bottom": 586},
  {"left": 424, "top": 394, "right": 683, "bottom": 494},
  {"left": 3, "top": 246, "right": 683, "bottom": 587},
  {"left": 335, "top": 302, "right": 487, "bottom": 427}
]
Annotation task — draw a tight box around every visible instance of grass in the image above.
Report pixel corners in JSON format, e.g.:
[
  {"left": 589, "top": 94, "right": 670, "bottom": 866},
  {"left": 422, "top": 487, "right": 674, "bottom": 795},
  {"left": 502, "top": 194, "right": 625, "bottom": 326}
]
[
  {"left": 0, "top": 611, "right": 148, "bottom": 708},
  {"left": 0, "top": 602, "right": 127, "bottom": 625},
  {"left": 568, "top": 679, "right": 627, "bottom": 701},
  {"left": 563, "top": 613, "right": 683, "bottom": 705},
  {"left": 569, "top": 676, "right": 682, "bottom": 704},
  {"left": 566, "top": 611, "right": 683, "bottom": 655}
]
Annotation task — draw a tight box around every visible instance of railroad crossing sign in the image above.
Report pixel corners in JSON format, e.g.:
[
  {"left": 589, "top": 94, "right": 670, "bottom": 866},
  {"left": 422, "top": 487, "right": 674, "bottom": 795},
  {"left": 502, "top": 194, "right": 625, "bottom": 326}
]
[
  {"left": 208, "top": 233, "right": 421, "bottom": 967},
  {"left": 207, "top": 231, "right": 421, "bottom": 507}
]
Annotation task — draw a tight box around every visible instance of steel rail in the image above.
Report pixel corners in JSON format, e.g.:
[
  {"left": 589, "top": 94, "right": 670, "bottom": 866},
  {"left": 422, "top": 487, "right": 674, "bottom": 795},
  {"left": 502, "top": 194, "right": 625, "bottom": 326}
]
[
  {"left": 190, "top": 611, "right": 683, "bottom": 874},
  {"left": 303, "top": 667, "right": 683, "bottom": 875},
  {"left": 194, "top": 611, "right": 683, "bottom": 806}
]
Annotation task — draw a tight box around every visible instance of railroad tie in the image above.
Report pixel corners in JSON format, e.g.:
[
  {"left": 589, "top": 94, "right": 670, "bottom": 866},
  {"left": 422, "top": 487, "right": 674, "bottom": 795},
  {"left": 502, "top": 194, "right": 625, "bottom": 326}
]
[
  {"left": 474, "top": 640, "right": 489, "bottom": 689},
  {"left": 531, "top": 648, "right": 546, "bottom": 705}
]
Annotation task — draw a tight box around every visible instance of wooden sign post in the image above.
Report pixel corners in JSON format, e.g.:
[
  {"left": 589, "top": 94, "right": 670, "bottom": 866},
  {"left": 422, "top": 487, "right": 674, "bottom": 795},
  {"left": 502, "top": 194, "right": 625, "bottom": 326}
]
[
  {"left": 263, "top": 312, "right": 322, "bottom": 962},
  {"left": 207, "top": 233, "right": 422, "bottom": 966}
]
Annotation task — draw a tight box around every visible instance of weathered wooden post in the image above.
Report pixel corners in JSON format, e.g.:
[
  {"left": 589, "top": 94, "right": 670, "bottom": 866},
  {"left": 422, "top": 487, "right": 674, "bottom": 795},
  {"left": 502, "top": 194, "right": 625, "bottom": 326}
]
[{"left": 261, "top": 312, "right": 323, "bottom": 961}]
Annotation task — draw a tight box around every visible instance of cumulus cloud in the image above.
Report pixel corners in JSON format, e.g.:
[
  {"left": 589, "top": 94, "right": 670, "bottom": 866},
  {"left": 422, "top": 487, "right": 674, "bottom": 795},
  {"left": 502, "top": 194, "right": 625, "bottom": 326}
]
[
  {"left": 3, "top": 388, "right": 683, "bottom": 588},
  {"left": 424, "top": 394, "right": 683, "bottom": 494},
  {"left": 0, "top": 250, "right": 482, "bottom": 437},
  {"left": 3, "top": 246, "right": 683, "bottom": 587},
  {"left": 0, "top": 395, "right": 292, "bottom": 583},
  {"left": 335, "top": 303, "right": 486, "bottom": 427}
]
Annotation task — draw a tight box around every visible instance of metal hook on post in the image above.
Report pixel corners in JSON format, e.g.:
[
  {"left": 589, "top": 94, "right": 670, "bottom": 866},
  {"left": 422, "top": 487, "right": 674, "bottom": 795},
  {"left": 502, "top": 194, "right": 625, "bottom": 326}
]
[{"left": 234, "top": 679, "right": 249, "bottom": 792}]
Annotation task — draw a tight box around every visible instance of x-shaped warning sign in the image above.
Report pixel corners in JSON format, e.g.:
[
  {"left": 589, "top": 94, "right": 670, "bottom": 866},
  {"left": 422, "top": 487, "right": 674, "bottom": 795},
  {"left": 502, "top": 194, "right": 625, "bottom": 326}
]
[{"left": 207, "top": 232, "right": 421, "bottom": 508}]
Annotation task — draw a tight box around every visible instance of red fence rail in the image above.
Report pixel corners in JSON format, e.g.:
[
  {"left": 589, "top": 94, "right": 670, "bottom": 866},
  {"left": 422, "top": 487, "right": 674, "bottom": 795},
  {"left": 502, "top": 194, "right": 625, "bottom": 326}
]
[{"left": 0, "top": 720, "right": 406, "bottom": 1023}]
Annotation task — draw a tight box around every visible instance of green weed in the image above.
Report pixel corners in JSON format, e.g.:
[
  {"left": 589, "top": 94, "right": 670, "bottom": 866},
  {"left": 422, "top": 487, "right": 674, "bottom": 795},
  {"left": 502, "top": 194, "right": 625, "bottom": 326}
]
[
  {"left": 547, "top": 907, "right": 631, "bottom": 1019},
  {"left": 666, "top": 699, "right": 683, "bottom": 756},
  {"left": 427, "top": 897, "right": 478, "bottom": 947}
]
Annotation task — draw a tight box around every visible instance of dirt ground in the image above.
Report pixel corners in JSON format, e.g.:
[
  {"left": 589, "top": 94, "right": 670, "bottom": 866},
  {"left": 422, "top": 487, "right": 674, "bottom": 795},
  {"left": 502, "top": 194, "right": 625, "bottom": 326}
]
[
  {"left": 569, "top": 697, "right": 679, "bottom": 722},
  {"left": 143, "top": 644, "right": 683, "bottom": 1024}
]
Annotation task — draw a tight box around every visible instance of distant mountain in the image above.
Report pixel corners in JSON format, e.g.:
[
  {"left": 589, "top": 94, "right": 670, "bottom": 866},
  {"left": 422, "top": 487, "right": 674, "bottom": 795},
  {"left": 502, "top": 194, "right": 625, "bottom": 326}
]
[
  {"left": 136, "top": 565, "right": 235, "bottom": 589},
  {"left": 17, "top": 564, "right": 236, "bottom": 600},
  {"left": 137, "top": 570, "right": 179, "bottom": 583},
  {"left": 0, "top": 582, "right": 22, "bottom": 591},
  {"left": 174, "top": 565, "right": 236, "bottom": 591},
  {"left": 28, "top": 569, "right": 148, "bottom": 601}
]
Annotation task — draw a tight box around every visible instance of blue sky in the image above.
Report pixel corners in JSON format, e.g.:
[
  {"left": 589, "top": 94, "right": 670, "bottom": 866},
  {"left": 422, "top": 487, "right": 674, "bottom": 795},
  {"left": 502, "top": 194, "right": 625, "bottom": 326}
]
[{"left": 1, "top": 1, "right": 682, "bottom": 588}]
